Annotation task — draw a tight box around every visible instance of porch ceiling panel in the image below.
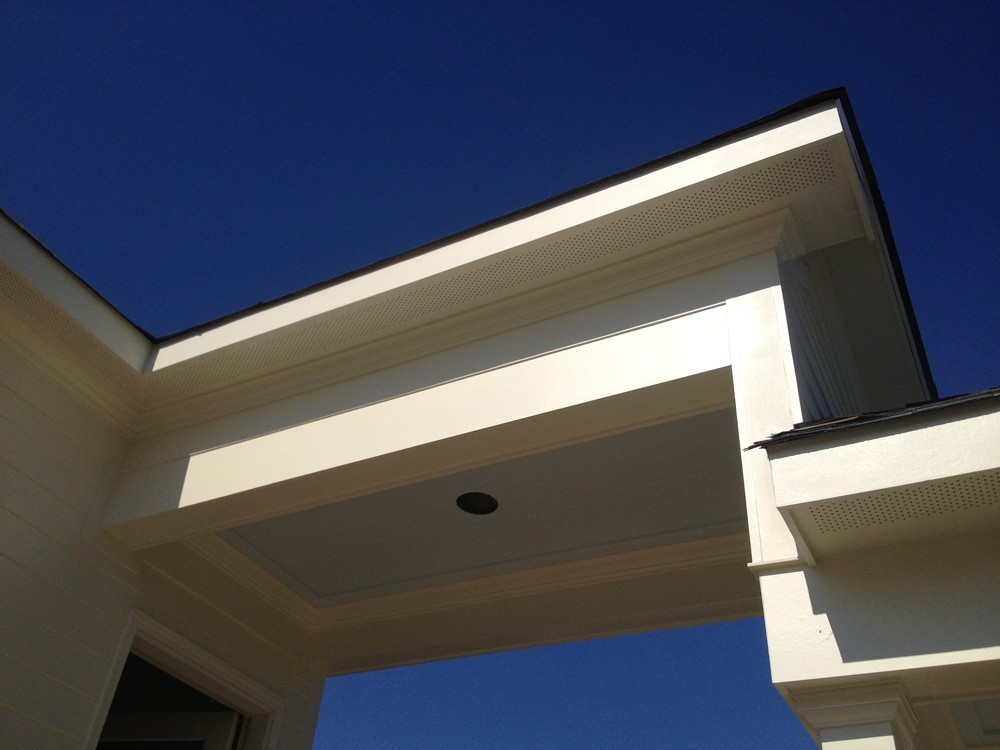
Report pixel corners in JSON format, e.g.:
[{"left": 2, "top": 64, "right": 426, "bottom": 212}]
[{"left": 222, "top": 406, "right": 746, "bottom": 607}]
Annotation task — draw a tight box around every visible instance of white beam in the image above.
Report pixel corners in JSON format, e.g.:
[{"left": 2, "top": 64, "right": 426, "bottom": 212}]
[{"left": 105, "top": 306, "right": 731, "bottom": 546}]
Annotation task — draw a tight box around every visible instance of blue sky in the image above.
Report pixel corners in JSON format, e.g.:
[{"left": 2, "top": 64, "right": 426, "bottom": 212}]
[{"left": 2, "top": 2, "right": 997, "bottom": 748}]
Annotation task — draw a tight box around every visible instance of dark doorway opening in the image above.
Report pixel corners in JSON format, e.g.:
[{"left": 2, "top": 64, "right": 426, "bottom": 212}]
[{"left": 98, "top": 654, "right": 244, "bottom": 749}]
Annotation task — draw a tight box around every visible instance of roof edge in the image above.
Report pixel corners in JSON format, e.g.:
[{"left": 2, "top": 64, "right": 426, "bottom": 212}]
[
  {"left": 157, "top": 89, "right": 853, "bottom": 342},
  {"left": 753, "top": 386, "right": 1000, "bottom": 450},
  {"left": 834, "top": 95, "right": 938, "bottom": 401},
  {"left": 0, "top": 205, "right": 156, "bottom": 343}
]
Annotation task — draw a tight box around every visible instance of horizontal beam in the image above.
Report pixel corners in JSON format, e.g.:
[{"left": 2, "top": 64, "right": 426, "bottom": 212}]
[{"left": 105, "top": 307, "right": 732, "bottom": 548}]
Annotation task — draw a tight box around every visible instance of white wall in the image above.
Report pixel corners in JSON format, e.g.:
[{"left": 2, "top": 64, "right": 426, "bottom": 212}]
[
  {"left": 0, "top": 330, "right": 324, "bottom": 748},
  {"left": 760, "top": 531, "right": 1000, "bottom": 688}
]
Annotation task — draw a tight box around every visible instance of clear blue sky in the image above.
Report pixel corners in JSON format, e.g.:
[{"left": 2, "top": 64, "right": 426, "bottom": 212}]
[{"left": 2, "top": 2, "right": 997, "bottom": 748}]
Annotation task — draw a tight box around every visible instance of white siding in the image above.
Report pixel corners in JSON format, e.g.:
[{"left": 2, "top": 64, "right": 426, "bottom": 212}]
[{"left": 0, "top": 335, "right": 323, "bottom": 748}]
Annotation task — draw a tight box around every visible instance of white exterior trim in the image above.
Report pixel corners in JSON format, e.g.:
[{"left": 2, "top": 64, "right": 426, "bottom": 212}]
[{"left": 85, "top": 610, "right": 285, "bottom": 750}]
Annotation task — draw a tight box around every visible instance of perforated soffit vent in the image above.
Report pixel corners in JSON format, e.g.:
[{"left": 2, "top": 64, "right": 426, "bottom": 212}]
[
  {"left": 807, "top": 471, "right": 1000, "bottom": 534},
  {"left": 146, "top": 147, "right": 837, "bottom": 401}
]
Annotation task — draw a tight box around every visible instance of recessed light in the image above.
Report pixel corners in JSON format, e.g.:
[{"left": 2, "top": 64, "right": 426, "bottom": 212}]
[{"left": 456, "top": 492, "right": 498, "bottom": 515}]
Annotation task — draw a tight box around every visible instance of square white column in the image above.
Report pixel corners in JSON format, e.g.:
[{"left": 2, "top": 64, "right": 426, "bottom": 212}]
[{"left": 790, "top": 682, "right": 917, "bottom": 750}]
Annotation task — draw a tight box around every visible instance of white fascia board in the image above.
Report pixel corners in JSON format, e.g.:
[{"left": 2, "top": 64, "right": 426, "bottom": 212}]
[
  {"left": 768, "top": 408, "right": 1000, "bottom": 507},
  {"left": 0, "top": 215, "right": 152, "bottom": 371},
  {"left": 150, "top": 104, "right": 845, "bottom": 372}
]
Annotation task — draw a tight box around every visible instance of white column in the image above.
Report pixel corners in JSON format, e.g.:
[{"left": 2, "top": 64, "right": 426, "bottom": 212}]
[
  {"left": 726, "top": 250, "right": 806, "bottom": 565},
  {"left": 819, "top": 725, "right": 902, "bottom": 750},
  {"left": 790, "top": 682, "right": 917, "bottom": 750}
]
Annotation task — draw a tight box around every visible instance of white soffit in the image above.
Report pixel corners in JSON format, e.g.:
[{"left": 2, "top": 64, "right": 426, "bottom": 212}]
[
  {"left": 222, "top": 407, "right": 747, "bottom": 606},
  {"left": 149, "top": 104, "right": 846, "bottom": 372}
]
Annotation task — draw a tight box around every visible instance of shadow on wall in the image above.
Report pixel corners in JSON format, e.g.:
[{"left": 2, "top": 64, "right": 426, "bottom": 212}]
[{"left": 805, "top": 530, "right": 1000, "bottom": 663}]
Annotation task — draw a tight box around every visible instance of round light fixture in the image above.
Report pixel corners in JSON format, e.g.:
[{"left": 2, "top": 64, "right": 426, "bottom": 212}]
[{"left": 456, "top": 492, "right": 498, "bottom": 515}]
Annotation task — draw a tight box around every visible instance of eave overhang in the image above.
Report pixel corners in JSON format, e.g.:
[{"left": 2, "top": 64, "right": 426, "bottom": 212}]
[
  {"left": 758, "top": 388, "right": 1000, "bottom": 560},
  {"left": 144, "top": 99, "right": 850, "bottom": 385},
  {"left": 1, "top": 90, "right": 934, "bottom": 423},
  {"left": 0, "top": 90, "right": 958, "bottom": 674}
]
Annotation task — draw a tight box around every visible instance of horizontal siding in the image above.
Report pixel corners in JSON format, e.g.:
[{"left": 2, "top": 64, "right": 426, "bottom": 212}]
[
  {"left": 1, "top": 460, "right": 138, "bottom": 581},
  {"left": 0, "top": 704, "right": 81, "bottom": 750},
  {"left": 0, "top": 337, "right": 122, "bottom": 455},
  {"left": 0, "top": 411, "right": 102, "bottom": 515},
  {"left": 0, "top": 651, "right": 94, "bottom": 742},
  {"left": 1, "top": 329, "right": 324, "bottom": 749},
  {"left": 0, "top": 508, "right": 138, "bottom": 635},
  {"left": 1, "top": 456, "right": 86, "bottom": 539},
  {"left": 0, "top": 379, "right": 110, "bottom": 468},
  {"left": 0, "top": 554, "right": 122, "bottom": 657},
  {"left": 0, "top": 602, "right": 110, "bottom": 697},
  {"left": 1, "top": 333, "right": 132, "bottom": 744}
]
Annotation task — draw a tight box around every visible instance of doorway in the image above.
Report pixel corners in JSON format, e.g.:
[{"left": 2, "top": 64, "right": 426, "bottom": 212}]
[{"left": 97, "top": 653, "right": 243, "bottom": 749}]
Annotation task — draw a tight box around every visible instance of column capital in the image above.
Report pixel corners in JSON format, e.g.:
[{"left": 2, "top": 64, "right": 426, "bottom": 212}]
[{"left": 789, "top": 681, "right": 917, "bottom": 749}]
